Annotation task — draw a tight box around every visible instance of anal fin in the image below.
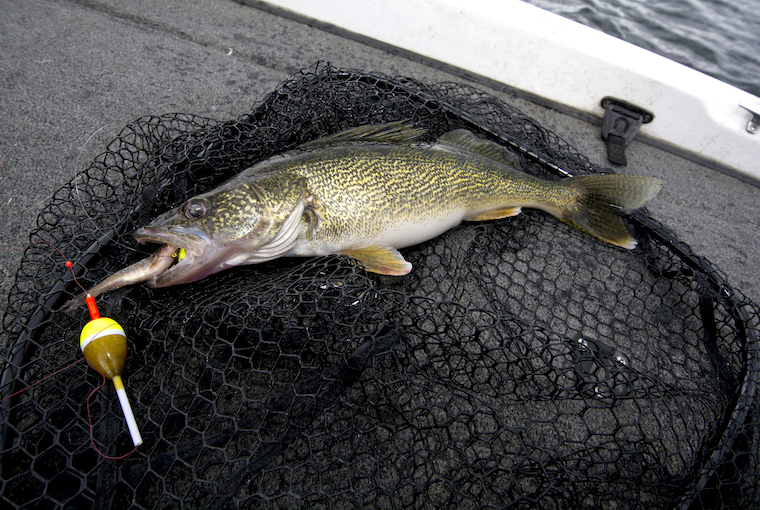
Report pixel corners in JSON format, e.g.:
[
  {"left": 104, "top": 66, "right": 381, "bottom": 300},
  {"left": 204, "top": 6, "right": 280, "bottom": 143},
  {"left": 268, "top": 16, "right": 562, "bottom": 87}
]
[
  {"left": 466, "top": 206, "right": 522, "bottom": 222},
  {"left": 340, "top": 245, "right": 412, "bottom": 276}
]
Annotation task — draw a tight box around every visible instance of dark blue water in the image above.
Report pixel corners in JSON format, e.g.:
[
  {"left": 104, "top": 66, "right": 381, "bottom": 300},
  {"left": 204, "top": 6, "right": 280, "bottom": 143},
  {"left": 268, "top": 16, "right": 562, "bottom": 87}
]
[{"left": 522, "top": 0, "right": 760, "bottom": 98}]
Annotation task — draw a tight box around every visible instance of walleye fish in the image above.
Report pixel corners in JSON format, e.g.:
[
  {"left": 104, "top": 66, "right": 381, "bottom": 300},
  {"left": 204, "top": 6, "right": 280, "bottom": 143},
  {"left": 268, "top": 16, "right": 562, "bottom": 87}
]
[{"left": 64, "top": 123, "right": 662, "bottom": 310}]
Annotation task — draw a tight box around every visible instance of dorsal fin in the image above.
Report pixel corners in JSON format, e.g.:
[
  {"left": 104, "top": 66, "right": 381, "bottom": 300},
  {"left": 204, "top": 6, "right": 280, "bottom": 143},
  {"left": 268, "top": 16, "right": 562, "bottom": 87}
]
[
  {"left": 299, "top": 120, "right": 427, "bottom": 148},
  {"left": 434, "top": 129, "right": 522, "bottom": 167}
]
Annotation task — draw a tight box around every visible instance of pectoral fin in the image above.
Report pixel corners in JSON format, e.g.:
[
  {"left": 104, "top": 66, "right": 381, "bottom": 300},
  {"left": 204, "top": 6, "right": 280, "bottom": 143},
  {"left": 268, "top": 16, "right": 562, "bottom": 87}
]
[
  {"left": 466, "top": 206, "right": 522, "bottom": 221},
  {"left": 340, "top": 245, "right": 412, "bottom": 276}
]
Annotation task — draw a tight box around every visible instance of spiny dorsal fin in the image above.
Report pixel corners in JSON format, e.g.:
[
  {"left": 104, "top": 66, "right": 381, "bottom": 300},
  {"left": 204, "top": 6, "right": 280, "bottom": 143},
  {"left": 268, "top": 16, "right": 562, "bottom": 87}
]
[
  {"left": 300, "top": 120, "right": 427, "bottom": 148},
  {"left": 434, "top": 129, "right": 522, "bottom": 167}
]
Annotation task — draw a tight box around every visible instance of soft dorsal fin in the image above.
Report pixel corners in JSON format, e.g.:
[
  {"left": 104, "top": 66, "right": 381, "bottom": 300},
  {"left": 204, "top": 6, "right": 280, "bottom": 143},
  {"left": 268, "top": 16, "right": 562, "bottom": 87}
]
[
  {"left": 300, "top": 120, "right": 427, "bottom": 148},
  {"left": 434, "top": 129, "right": 522, "bottom": 167}
]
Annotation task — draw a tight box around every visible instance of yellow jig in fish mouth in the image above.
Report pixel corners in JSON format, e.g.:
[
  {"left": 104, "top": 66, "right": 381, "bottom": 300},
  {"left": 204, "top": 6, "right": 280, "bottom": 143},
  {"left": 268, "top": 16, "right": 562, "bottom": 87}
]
[{"left": 65, "top": 122, "right": 663, "bottom": 308}]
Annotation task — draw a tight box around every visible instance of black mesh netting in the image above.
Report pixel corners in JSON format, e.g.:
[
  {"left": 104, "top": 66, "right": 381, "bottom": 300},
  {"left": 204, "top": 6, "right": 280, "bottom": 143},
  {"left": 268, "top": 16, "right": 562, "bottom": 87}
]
[{"left": 1, "top": 62, "right": 759, "bottom": 509}]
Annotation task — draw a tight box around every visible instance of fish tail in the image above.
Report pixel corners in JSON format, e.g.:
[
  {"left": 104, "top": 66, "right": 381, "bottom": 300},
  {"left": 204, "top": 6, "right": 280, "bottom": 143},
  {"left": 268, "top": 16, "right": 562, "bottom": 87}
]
[{"left": 554, "top": 174, "right": 663, "bottom": 249}]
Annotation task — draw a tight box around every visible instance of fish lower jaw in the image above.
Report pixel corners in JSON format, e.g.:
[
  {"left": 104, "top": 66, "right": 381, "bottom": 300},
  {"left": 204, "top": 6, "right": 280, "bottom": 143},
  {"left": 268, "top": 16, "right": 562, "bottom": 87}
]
[{"left": 147, "top": 263, "right": 191, "bottom": 288}]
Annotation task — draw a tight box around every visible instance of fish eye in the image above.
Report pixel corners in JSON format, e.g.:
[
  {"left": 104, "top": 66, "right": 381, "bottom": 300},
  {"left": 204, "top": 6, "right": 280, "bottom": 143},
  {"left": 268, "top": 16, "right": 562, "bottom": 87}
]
[{"left": 183, "top": 198, "right": 209, "bottom": 219}]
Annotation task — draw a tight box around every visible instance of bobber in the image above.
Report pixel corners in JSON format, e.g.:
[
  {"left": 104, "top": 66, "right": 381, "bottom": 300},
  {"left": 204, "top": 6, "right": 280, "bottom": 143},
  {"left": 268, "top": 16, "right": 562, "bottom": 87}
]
[{"left": 80, "top": 294, "right": 142, "bottom": 447}]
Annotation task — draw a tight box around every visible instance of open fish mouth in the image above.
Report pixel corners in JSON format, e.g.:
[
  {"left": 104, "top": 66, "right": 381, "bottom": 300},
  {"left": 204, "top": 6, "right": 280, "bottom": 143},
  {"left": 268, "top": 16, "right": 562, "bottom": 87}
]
[
  {"left": 132, "top": 227, "right": 217, "bottom": 287},
  {"left": 134, "top": 214, "right": 306, "bottom": 287}
]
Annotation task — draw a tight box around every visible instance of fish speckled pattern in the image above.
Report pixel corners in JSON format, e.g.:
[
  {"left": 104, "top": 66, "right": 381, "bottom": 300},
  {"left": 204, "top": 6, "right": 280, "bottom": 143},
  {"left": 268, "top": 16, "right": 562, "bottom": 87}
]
[
  {"left": 273, "top": 145, "right": 547, "bottom": 254},
  {"left": 65, "top": 123, "right": 663, "bottom": 306}
]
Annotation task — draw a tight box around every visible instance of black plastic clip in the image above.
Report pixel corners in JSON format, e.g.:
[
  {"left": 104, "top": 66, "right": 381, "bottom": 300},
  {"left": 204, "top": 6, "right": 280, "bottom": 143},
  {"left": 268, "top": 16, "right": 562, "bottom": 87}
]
[{"left": 601, "top": 97, "right": 654, "bottom": 166}]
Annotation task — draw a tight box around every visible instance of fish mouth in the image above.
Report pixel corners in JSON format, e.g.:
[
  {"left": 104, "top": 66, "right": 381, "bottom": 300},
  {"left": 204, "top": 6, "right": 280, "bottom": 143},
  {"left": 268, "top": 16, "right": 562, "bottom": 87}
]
[
  {"left": 132, "top": 201, "right": 306, "bottom": 287},
  {"left": 133, "top": 226, "right": 228, "bottom": 287}
]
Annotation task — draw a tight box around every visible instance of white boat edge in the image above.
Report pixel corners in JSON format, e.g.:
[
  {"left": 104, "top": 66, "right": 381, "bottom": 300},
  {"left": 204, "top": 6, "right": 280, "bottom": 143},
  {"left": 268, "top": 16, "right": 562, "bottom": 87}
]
[{"left": 255, "top": 0, "right": 760, "bottom": 183}]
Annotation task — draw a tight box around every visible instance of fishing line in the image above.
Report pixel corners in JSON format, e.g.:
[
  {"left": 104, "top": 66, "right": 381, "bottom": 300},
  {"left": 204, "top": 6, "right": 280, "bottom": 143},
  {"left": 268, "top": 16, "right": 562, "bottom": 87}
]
[
  {"left": 0, "top": 239, "right": 142, "bottom": 458},
  {"left": 0, "top": 52, "right": 151, "bottom": 457},
  {"left": 0, "top": 357, "right": 86, "bottom": 405},
  {"left": 0, "top": 240, "right": 89, "bottom": 294},
  {"left": 71, "top": 124, "right": 113, "bottom": 232},
  {"left": 0, "top": 44, "right": 116, "bottom": 253},
  {"left": 86, "top": 373, "right": 140, "bottom": 460}
]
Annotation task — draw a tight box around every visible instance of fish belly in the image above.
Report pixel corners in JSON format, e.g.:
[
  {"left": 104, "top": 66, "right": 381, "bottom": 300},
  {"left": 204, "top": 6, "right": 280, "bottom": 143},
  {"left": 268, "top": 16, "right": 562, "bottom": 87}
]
[{"left": 287, "top": 209, "right": 468, "bottom": 257}]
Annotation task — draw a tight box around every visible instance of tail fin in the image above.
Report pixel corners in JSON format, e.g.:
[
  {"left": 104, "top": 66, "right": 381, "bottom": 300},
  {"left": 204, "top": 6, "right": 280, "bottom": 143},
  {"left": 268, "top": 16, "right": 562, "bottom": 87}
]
[{"left": 559, "top": 175, "right": 663, "bottom": 249}]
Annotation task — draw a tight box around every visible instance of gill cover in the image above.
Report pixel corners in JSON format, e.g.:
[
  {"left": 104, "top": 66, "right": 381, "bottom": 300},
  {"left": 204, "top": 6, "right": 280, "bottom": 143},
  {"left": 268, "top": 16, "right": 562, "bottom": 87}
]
[{"left": 134, "top": 172, "right": 319, "bottom": 286}]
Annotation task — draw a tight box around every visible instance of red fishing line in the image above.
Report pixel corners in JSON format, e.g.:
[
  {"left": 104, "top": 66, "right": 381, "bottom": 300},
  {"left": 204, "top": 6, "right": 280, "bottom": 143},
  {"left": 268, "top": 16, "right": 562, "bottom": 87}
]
[
  {"left": 0, "top": 240, "right": 88, "bottom": 294},
  {"left": 0, "top": 357, "right": 86, "bottom": 404},
  {"left": 1, "top": 240, "right": 139, "bottom": 458},
  {"left": 86, "top": 373, "right": 140, "bottom": 460},
  {"left": 0, "top": 242, "right": 86, "bottom": 404},
  {"left": 0, "top": 51, "right": 140, "bottom": 457}
]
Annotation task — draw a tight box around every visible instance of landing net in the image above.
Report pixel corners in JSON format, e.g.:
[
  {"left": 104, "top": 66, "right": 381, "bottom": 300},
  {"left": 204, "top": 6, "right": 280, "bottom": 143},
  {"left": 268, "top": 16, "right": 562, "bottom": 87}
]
[{"left": 1, "top": 62, "right": 758, "bottom": 509}]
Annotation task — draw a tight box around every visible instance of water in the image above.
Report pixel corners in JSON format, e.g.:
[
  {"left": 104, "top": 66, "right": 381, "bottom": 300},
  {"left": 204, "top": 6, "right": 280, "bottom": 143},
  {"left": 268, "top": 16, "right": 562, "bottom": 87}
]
[{"left": 522, "top": 0, "right": 760, "bottom": 98}]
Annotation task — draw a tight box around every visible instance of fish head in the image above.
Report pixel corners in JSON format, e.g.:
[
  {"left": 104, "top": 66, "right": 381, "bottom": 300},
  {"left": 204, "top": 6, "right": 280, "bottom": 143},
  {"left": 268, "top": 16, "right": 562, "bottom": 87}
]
[{"left": 134, "top": 172, "right": 314, "bottom": 287}]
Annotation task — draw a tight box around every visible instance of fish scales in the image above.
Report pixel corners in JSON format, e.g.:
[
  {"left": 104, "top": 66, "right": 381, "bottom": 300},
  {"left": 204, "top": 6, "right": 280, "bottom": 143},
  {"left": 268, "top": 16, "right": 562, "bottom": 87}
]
[
  {"left": 64, "top": 124, "right": 662, "bottom": 308},
  {"left": 270, "top": 145, "right": 548, "bottom": 254}
]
